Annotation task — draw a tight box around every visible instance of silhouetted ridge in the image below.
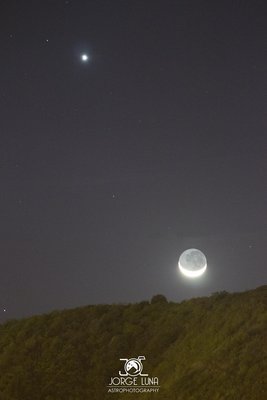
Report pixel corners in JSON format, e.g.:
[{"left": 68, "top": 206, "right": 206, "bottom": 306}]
[{"left": 0, "top": 286, "right": 267, "bottom": 399}]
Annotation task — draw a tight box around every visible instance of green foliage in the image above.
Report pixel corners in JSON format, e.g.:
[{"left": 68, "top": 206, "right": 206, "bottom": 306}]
[
  {"left": 150, "top": 294, "right": 168, "bottom": 304},
  {"left": 0, "top": 286, "right": 267, "bottom": 399}
]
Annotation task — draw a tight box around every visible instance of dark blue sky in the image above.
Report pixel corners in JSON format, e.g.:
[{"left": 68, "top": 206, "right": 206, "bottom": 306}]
[{"left": 1, "top": 0, "right": 267, "bottom": 319}]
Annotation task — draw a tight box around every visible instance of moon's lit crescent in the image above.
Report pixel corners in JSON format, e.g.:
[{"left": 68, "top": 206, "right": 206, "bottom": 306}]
[{"left": 178, "top": 261, "right": 207, "bottom": 278}]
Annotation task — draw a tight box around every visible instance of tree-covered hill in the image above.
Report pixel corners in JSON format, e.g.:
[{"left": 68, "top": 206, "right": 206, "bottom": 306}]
[{"left": 0, "top": 286, "right": 267, "bottom": 399}]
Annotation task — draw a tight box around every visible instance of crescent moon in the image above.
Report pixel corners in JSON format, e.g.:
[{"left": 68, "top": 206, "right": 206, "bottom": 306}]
[{"left": 178, "top": 261, "right": 207, "bottom": 278}]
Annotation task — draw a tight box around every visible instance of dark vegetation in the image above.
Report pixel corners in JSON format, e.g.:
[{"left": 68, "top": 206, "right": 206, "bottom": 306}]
[{"left": 0, "top": 286, "right": 267, "bottom": 399}]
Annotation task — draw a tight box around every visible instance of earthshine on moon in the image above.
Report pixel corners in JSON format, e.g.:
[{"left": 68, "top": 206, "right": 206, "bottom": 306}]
[{"left": 178, "top": 248, "right": 207, "bottom": 278}]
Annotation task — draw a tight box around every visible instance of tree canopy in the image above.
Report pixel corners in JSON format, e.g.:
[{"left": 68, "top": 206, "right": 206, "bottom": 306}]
[{"left": 0, "top": 286, "right": 267, "bottom": 399}]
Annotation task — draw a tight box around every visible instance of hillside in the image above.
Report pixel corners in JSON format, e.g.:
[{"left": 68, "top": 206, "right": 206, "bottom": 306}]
[{"left": 0, "top": 286, "right": 267, "bottom": 399}]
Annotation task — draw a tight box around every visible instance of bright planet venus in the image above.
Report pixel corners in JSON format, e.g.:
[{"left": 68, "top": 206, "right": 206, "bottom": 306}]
[
  {"left": 81, "top": 54, "right": 89, "bottom": 62},
  {"left": 178, "top": 249, "right": 207, "bottom": 278}
]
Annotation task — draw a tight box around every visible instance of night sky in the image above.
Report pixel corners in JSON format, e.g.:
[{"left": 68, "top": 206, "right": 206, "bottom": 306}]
[{"left": 1, "top": 0, "right": 267, "bottom": 320}]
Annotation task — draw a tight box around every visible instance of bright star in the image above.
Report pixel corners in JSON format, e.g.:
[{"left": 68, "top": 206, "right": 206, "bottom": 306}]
[{"left": 81, "top": 54, "right": 89, "bottom": 62}]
